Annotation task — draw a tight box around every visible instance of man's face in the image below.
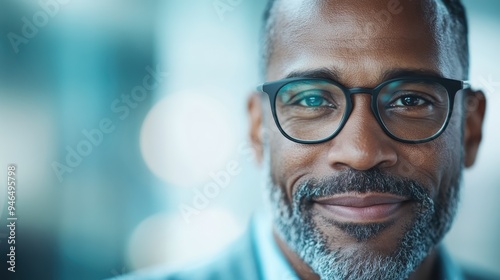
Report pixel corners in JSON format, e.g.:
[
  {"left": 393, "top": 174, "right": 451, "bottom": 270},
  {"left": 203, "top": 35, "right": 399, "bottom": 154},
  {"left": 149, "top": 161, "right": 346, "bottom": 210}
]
[{"left": 249, "top": 0, "right": 484, "bottom": 279}]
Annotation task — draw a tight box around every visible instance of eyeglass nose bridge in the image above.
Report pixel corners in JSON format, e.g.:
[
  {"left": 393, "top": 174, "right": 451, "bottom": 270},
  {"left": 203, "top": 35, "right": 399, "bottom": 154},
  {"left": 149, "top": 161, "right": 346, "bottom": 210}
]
[
  {"left": 346, "top": 87, "right": 377, "bottom": 95},
  {"left": 336, "top": 86, "right": 398, "bottom": 146},
  {"left": 342, "top": 86, "right": 380, "bottom": 119}
]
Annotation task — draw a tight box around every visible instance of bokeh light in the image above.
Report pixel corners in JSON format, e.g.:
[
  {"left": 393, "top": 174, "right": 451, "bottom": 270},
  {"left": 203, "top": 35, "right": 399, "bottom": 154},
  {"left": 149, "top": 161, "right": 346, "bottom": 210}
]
[
  {"left": 126, "top": 208, "right": 244, "bottom": 270},
  {"left": 140, "top": 88, "right": 238, "bottom": 187}
]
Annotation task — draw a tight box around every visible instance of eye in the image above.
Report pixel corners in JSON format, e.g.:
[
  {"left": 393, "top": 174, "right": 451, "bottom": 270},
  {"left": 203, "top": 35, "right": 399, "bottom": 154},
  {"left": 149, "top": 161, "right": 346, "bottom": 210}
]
[
  {"left": 298, "top": 95, "right": 327, "bottom": 107},
  {"left": 391, "top": 95, "right": 429, "bottom": 107},
  {"left": 288, "top": 90, "right": 333, "bottom": 108}
]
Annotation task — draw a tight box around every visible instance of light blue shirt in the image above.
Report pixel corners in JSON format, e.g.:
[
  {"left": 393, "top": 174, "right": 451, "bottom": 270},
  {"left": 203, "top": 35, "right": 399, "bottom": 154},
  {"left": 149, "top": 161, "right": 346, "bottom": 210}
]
[{"left": 252, "top": 212, "right": 299, "bottom": 280}]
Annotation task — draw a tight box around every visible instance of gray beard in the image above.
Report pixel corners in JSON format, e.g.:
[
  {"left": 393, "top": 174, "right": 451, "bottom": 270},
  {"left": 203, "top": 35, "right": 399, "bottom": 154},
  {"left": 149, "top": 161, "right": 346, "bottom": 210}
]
[{"left": 267, "top": 168, "right": 461, "bottom": 280}]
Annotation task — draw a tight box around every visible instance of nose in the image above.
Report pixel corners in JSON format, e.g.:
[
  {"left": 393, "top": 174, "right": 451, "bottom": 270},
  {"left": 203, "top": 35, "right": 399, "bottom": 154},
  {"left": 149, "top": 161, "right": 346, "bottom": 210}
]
[{"left": 326, "top": 94, "right": 398, "bottom": 171}]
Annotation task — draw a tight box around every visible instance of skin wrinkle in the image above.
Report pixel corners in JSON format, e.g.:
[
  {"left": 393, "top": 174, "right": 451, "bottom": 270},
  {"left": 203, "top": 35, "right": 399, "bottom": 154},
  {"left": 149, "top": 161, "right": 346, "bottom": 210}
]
[{"left": 249, "top": 0, "right": 486, "bottom": 279}]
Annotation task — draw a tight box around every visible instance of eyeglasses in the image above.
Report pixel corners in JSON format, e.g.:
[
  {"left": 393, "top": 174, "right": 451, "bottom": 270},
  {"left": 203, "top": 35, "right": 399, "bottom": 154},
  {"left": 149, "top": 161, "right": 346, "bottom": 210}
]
[{"left": 258, "top": 75, "right": 469, "bottom": 144}]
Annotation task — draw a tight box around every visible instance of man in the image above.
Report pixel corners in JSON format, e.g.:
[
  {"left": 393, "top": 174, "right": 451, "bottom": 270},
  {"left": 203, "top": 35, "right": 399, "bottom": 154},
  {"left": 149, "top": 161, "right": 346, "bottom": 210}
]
[{"left": 121, "top": 0, "right": 492, "bottom": 279}]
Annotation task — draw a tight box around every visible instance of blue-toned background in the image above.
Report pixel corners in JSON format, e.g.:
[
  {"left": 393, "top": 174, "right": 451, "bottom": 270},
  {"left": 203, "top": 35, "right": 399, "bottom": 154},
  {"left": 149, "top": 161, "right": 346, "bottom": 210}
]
[{"left": 0, "top": 0, "right": 498, "bottom": 279}]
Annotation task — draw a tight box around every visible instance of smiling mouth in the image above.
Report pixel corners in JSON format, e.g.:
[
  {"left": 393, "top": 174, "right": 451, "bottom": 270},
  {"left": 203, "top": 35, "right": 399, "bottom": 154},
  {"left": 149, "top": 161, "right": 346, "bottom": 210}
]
[{"left": 312, "top": 193, "right": 411, "bottom": 223}]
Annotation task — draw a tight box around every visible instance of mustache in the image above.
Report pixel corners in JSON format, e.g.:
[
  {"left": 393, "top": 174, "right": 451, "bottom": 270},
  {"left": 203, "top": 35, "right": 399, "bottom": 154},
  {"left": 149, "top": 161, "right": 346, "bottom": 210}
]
[{"left": 293, "top": 168, "right": 431, "bottom": 206}]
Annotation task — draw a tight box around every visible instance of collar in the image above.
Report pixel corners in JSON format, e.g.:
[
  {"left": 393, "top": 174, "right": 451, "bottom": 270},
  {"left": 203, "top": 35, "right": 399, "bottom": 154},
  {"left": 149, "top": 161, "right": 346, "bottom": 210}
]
[{"left": 251, "top": 212, "right": 299, "bottom": 280}]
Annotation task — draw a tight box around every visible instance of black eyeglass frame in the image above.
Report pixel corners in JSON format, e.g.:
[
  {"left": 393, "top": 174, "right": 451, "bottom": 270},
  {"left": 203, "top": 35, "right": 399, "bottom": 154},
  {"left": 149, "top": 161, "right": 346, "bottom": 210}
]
[{"left": 257, "top": 75, "right": 470, "bottom": 144}]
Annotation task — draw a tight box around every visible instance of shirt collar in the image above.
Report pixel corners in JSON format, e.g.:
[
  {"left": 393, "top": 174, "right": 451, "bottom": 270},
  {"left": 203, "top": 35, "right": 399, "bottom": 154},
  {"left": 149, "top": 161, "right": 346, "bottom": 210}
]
[{"left": 251, "top": 212, "right": 299, "bottom": 280}]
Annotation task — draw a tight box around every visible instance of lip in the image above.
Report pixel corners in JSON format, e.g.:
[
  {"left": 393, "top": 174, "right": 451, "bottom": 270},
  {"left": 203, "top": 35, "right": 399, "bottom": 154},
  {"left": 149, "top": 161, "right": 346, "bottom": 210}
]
[{"left": 313, "top": 193, "right": 410, "bottom": 223}]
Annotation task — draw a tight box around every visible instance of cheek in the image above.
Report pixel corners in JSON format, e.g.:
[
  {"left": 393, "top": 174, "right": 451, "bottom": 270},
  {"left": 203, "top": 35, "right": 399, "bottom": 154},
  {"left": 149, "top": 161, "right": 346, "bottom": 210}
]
[
  {"left": 394, "top": 98, "right": 465, "bottom": 194},
  {"left": 266, "top": 117, "right": 322, "bottom": 198},
  {"left": 397, "top": 123, "right": 462, "bottom": 199}
]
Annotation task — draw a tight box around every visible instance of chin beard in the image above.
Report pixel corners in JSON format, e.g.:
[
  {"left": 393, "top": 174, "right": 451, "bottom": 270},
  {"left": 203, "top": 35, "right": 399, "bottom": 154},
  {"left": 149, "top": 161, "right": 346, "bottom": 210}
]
[{"left": 267, "top": 168, "right": 461, "bottom": 280}]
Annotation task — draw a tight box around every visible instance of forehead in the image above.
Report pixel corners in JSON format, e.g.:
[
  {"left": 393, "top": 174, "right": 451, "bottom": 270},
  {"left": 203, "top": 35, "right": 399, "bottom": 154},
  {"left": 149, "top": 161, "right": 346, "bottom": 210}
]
[{"left": 267, "top": 0, "right": 459, "bottom": 85}]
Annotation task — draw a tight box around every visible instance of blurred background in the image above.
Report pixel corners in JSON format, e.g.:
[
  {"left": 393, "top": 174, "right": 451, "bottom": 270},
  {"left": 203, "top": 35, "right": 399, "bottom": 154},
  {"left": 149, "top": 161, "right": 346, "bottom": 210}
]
[{"left": 0, "top": 0, "right": 498, "bottom": 279}]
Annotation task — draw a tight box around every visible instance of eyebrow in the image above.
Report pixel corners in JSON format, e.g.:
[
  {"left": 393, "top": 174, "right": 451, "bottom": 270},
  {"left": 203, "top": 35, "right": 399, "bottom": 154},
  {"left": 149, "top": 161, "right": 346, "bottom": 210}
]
[
  {"left": 283, "top": 67, "right": 445, "bottom": 83},
  {"left": 285, "top": 67, "right": 341, "bottom": 80},
  {"left": 381, "top": 68, "right": 444, "bottom": 80}
]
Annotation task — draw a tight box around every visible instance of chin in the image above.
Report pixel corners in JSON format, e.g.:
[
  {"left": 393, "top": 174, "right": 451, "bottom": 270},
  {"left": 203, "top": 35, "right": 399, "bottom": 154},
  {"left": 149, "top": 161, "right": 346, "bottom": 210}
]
[{"left": 268, "top": 168, "right": 461, "bottom": 280}]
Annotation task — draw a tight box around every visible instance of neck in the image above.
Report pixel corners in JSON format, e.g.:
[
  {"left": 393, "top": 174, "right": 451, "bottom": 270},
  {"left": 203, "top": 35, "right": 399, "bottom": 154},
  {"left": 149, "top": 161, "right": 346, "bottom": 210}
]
[{"left": 273, "top": 229, "right": 319, "bottom": 280}]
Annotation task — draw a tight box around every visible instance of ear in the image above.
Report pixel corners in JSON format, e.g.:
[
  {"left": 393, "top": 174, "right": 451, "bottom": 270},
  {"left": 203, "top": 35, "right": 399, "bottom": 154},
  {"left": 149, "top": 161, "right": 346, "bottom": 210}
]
[
  {"left": 247, "top": 92, "right": 264, "bottom": 164},
  {"left": 464, "top": 90, "right": 486, "bottom": 167}
]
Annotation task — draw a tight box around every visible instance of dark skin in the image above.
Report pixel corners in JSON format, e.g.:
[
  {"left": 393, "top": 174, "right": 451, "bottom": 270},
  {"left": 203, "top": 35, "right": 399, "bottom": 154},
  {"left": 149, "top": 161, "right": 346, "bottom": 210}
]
[{"left": 248, "top": 0, "right": 486, "bottom": 279}]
